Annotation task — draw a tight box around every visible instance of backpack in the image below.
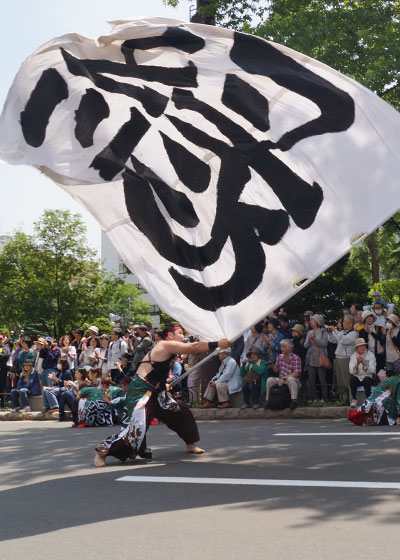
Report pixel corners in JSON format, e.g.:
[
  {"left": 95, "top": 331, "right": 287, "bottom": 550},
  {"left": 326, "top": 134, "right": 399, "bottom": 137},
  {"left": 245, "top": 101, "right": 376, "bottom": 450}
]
[{"left": 269, "top": 383, "right": 291, "bottom": 410}]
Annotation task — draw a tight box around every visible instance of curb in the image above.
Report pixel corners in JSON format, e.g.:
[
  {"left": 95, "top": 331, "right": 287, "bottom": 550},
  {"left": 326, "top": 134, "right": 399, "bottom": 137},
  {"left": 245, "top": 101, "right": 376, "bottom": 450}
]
[{"left": 0, "top": 407, "right": 348, "bottom": 422}]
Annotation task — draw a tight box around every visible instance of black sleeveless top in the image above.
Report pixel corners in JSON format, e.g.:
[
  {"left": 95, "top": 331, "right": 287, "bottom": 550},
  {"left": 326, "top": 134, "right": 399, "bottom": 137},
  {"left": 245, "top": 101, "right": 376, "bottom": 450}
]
[{"left": 140, "top": 349, "right": 173, "bottom": 387}]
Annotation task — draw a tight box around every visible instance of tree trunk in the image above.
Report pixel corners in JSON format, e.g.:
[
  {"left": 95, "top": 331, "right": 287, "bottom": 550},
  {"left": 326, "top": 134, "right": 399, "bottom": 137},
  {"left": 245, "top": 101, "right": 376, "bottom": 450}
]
[
  {"left": 367, "top": 232, "right": 380, "bottom": 284},
  {"left": 190, "top": 0, "right": 215, "bottom": 25}
]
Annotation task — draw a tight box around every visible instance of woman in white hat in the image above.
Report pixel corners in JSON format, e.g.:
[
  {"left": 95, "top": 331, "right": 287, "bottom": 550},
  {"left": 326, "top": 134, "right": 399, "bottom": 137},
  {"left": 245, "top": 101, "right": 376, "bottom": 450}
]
[{"left": 349, "top": 338, "right": 376, "bottom": 408}]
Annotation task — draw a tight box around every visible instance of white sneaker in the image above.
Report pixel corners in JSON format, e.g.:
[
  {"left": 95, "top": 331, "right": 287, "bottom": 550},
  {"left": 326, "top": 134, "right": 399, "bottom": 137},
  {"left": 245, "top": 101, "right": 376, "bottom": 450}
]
[
  {"left": 240, "top": 404, "right": 250, "bottom": 409},
  {"left": 350, "top": 399, "right": 358, "bottom": 408},
  {"left": 253, "top": 404, "right": 260, "bottom": 409},
  {"left": 22, "top": 407, "right": 31, "bottom": 412}
]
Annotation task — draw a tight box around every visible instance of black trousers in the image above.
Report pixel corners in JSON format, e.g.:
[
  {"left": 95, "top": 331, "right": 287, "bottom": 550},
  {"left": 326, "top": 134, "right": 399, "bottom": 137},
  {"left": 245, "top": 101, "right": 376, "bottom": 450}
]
[
  {"left": 103, "top": 393, "right": 200, "bottom": 462},
  {"left": 350, "top": 376, "right": 373, "bottom": 399}
]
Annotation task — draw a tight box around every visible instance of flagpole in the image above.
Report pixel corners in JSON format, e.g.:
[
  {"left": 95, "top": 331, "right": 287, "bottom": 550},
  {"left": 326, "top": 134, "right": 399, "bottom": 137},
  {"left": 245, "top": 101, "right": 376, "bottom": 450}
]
[{"left": 169, "top": 347, "right": 220, "bottom": 388}]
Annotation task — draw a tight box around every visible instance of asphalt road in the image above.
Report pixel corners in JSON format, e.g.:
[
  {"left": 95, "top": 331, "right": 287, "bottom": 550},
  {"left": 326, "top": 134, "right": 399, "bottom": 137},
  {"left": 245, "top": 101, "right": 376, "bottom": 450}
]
[{"left": 1, "top": 418, "right": 400, "bottom": 560}]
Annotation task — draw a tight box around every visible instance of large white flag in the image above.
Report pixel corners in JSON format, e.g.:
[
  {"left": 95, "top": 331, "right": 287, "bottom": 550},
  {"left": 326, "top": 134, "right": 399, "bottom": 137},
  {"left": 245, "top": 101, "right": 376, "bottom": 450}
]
[{"left": 1, "top": 17, "right": 400, "bottom": 340}]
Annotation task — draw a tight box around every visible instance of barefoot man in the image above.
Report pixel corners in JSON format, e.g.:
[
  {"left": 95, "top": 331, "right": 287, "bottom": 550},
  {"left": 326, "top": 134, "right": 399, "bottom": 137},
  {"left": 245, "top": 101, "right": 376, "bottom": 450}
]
[{"left": 94, "top": 325, "right": 231, "bottom": 466}]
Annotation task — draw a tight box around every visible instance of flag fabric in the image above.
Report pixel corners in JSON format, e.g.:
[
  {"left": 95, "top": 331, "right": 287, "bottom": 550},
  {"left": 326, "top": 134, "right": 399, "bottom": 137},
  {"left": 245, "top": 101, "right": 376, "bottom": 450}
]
[{"left": 0, "top": 17, "right": 399, "bottom": 340}]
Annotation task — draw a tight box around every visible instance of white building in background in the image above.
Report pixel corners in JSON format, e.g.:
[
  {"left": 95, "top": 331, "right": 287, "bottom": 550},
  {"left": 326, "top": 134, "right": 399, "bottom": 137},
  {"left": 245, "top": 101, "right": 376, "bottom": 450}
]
[{"left": 101, "top": 231, "right": 160, "bottom": 327}]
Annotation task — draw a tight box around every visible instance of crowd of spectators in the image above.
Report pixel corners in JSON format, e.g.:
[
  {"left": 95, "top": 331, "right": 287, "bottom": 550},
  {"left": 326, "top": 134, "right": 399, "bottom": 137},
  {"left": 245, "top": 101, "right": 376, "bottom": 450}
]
[{"left": 1, "top": 289, "right": 400, "bottom": 425}]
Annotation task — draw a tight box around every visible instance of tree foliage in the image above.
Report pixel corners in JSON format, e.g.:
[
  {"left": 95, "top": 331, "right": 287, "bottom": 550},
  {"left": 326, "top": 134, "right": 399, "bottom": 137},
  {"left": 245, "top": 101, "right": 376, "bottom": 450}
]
[
  {"left": 0, "top": 210, "right": 148, "bottom": 338},
  {"left": 166, "top": 0, "right": 400, "bottom": 285},
  {"left": 283, "top": 254, "right": 369, "bottom": 320},
  {"left": 255, "top": 0, "right": 400, "bottom": 109}
]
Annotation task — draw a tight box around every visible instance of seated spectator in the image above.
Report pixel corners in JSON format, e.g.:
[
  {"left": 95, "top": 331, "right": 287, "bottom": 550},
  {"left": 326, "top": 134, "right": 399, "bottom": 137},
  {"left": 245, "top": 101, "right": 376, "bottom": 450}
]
[
  {"left": 68, "top": 368, "right": 89, "bottom": 426},
  {"left": 10, "top": 359, "right": 41, "bottom": 412},
  {"left": 350, "top": 362, "right": 400, "bottom": 426},
  {"left": 349, "top": 338, "right": 376, "bottom": 408},
  {"left": 39, "top": 337, "right": 61, "bottom": 387},
  {"left": 262, "top": 319, "right": 284, "bottom": 365},
  {"left": 382, "top": 314, "right": 400, "bottom": 374},
  {"left": 359, "top": 310, "right": 385, "bottom": 372},
  {"left": 114, "top": 352, "right": 136, "bottom": 381},
  {"left": 41, "top": 357, "right": 74, "bottom": 413},
  {"left": 77, "top": 380, "right": 113, "bottom": 427},
  {"left": 304, "top": 314, "right": 329, "bottom": 403},
  {"left": 239, "top": 348, "right": 268, "bottom": 409},
  {"left": 103, "top": 376, "right": 130, "bottom": 425},
  {"left": 327, "top": 315, "right": 358, "bottom": 404},
  {"left": 265, "top": 339, "right": 301, "bottom": 410},
  {"left": 200, "top": 347, "right": 242, "bottom": 409},
  {"left": 0, "top": 336, "right": 10, "bottom": 409},
  {"left": 88, "top": 366, "right": 102, "bottom": 387},
  {"left": 167, "top": 356, "right": 184, "bottom": 393}
]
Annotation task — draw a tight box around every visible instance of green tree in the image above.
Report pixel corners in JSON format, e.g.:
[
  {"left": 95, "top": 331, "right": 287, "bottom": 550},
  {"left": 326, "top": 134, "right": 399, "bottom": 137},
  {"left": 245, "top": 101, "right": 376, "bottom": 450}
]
[
  {"left": 166, "top": 0, "right": 400, "bottom": 285},
  {"left": 111, "top": 283, "right": 151, "bottom": 325},
  {"left": 283, "top": 254, "right": 369, "bottom": 320},
  {"left": 0, "top": 210, "right": 120, "bottom": 337}
]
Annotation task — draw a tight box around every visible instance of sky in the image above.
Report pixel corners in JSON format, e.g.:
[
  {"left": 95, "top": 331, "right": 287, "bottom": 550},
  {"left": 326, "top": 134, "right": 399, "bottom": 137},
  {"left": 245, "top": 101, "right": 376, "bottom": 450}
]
[{"left": 0, "top": 0, "right": 191, "bottom": 254}]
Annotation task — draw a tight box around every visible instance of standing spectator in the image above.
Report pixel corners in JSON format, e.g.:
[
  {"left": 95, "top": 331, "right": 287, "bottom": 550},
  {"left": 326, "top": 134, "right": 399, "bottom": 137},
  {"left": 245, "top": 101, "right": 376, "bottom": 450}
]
[
  {"left": 108, "top": 328, "right": 128, "bottom": 383},
  {"left": 88, "top": 325, "right": 99, "bottom": 338},
  {"left": 79, "top": 336, "right": 100, "bottom": 367},
  {"left": 58, "top": 334, "right": 76, "bottom": 371},
  {"left": 131, "top": 325, "right": 153, "bottom": 371},
  {"left": 10, "top": 360, "right": 41, "bottom": 412},
  {"left": 245, "top": 324, "right": 265, "bottom": 358},
  {"left": 262, "top": 319, "right": 284, "bottom": 365},
  {"left": 349, "top": 338, "right": 376, "bottom": 408},
  {"left": 240, "top": 348, "right": 268, "bottom": 408},
  {"left": 265, "top": 339, "right": 301, "bottom": 410},
  {"left": 350, "top": 303, "right": 363, "bottom": 320},
  {"left": 200, "top": 348, "right": 242, "bottom": 409},
  {"left": 304, "top": 314, "right": 329, "bottom": 403},
  {"left": 382, "top": 314, "right": 400, "bottom": 374},
  {"left": 363, "top": 292, "right": 394, "bottom": 320},
  {"left": 97, "top": 334, "right": 110, "bottom": 377},
  {"left": 39, "top": 337, "right": 61, "bottom": 387},
  {"left": 359, "top": 310, "right": 385, "bottom": 372},
  {"left": 303, "top": 310, "right": 314, "bottom": 334},
  {"left": 291, "top": 324, "right": 307, "bottom": 401},
  {"left": 371, "top": 301, "right": 391, "bottom": 327},
  {"left": 278, "top": 314, "right": 292, "bottom": 339},
  {"left": 327, "top": 315, "right": 358, "bottom": 404},
  {"left": 17, "top": 337, "right": 35, "bottom": 374},
  {"left": 0, "top": 336, "right": 10, "bottom": 409},
  {"left": 354, "top": 310, "right": 365, "bottom": 332},
  {"left": 72, "top": 328, "right": 86, "bottom": 367}
]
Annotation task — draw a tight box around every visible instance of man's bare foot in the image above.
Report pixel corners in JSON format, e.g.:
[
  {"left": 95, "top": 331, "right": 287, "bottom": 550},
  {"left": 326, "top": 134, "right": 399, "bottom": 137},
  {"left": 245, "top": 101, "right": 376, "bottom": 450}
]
[
  {"left": 187, "top": 443, "right": 205, "bottom": 454},
  {"left": 93, "top": 451, "right": 107, "bottom": 467}
]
